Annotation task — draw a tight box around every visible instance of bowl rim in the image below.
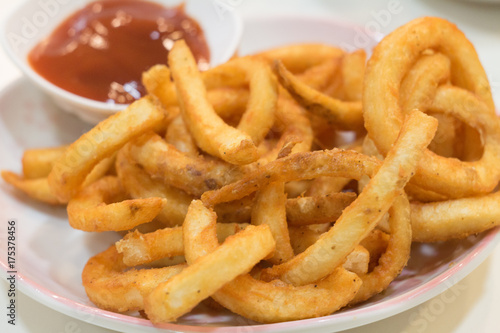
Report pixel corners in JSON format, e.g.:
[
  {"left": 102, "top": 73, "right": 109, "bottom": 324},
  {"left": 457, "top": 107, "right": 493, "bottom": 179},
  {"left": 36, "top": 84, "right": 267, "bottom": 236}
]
[{"left": 0, "top": 0, "right": 243, "bottom": 118}]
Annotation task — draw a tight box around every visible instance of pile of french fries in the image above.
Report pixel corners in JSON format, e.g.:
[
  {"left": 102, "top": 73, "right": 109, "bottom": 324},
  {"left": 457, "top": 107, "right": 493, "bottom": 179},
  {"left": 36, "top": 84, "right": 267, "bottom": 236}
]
[{"left": 2, "top": 17, "right": 500, "bottom": 324}]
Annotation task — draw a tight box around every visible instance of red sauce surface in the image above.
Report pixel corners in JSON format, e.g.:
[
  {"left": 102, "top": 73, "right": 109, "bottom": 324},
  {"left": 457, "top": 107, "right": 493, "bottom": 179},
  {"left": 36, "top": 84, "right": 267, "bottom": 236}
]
[{"left": 28, "top": 0, "right": 210, "bottom": 104}]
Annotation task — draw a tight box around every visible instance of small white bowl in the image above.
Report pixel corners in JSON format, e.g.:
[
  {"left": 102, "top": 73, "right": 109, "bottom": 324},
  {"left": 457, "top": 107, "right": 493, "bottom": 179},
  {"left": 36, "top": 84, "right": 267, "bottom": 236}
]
[{"left": 0, "top": 0, "right": 242, "bottom": 124}]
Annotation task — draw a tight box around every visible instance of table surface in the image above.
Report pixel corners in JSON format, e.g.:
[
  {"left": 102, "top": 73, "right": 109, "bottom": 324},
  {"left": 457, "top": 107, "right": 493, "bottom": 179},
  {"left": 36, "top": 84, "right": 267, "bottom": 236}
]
[{"left": 1, "top": 0, "right": 499, "bottom": 332}]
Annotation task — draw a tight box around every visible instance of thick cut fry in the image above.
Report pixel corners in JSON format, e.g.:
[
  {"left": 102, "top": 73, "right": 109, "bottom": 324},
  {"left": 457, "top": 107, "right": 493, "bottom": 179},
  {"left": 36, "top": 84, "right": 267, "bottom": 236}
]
[
  {"left": 208, "top": 192, "right": 356, "bottom": 226},
  {"left": 22, "top": 145, "right": 67, "bottom": 179},
  {"left": 169, "top": 40, "right": 259, "bottom": 165},
  {"left": 2, "top": 153, "right": 116, "bottom": 205},
  {"left": 143, "top": 64, "right": 251, "bottom": 119},
  {"left": 165, "top": 115, "right": 198, "bottom": 157},
  {"left": 48, "top": 96, "right": 165, "bottom": 201},
  {"left": 67, "top": 176, "right": 167, "bottom": 232},
  {"left": 350, "top": 194, "right": 412, "bottom": 304},
  {"left": 116, "top": 227, "right": 183, "bottom": 266},
  {"left": 260, "top": 111, "right": 436, "bottom": 285},
  {"left": 289, "top": 226, "right": 370, "bottom": 276},
  {"left": 210, "top": 56, "right": 279, "bottom": 146},
  {"left": 213, "top": 267, "right": 360, "bottom": 323},
  {"left": 259, "top": 93, "right": 314, "bottom": 163},
  {"left": 202, "top": 149, "right": 379, "bottom": 207},
  {"left": 275, "top": 60, "right": 363, "bottom": 131},
  {"left": 82, "top": 245, "right": 185, "bottom": 312},
  {"left": 1, "top": 172, "right": 63, "bottom": 205},
  {"left": 297, "top": 58, "right": 340, "bottom": 91},
  {"left": 126, "top": 133, "right": 243, "bottom": 197},
  {"left": 116, "top": 148, "right": 193, "bottom": 227},
  {"left": 340, "top": 49, "right": 366, "bottom": 102},
  {"left": 182, "top": 200, "right": 361, "bottom": 323},
  {"left": 398, "top": 53, "right": 458, "bottom": 158},
  {"left": 399, "top": 53, "right": 450, "bottom": 113},
  {"left": 412, "top": 85, "right": 500, "bottom": 197},
  {"left": 237, "top": 59, "right": 278, "bottom": 145},
  {"left": 142, "top": 65, "right": 178, "bottom": 107},
  {"left": 251, "top": 182, "right": 293, "bottom": 264},
  {"left": 115, "top": 223, "right": 249, "bottom": 267},
  {"left": 115, "top": 151, "right": 190, "bottom": 225},
  {"left": 362, "top": 135, "right": 448, "bottom": 202},
  {"left": 203, "top": 56, "right": 279, "bottom": 146},
  {"left": 144, "top": 223, "right": 275, "bottom": 323},
  {"left": 85, "top": 153, "right": 117, "bottom": 183},
  {"left": 411, "top": 191, "right": 500, "bottom": 242}
]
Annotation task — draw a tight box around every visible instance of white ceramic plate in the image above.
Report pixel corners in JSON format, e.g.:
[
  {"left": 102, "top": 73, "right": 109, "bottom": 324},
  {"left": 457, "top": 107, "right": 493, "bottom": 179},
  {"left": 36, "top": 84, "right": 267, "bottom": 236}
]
[
  {"left": 1, "top": 15, "right": 499, "bottom": 333},
  {"left": 0, "top": 0, "right": 242, "bottom": 124}
]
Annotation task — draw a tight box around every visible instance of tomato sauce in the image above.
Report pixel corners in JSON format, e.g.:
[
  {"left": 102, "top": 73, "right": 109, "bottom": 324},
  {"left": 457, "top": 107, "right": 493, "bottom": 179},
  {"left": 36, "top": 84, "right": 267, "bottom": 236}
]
[{"left": 28, "top": 0, "right": 210, "bottom": 104}]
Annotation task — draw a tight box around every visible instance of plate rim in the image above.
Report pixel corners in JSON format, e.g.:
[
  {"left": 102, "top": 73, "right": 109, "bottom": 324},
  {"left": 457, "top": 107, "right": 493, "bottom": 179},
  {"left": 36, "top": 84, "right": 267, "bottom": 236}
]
[{"left": 1, "top": 224, "right": 498, "bottom": 333}]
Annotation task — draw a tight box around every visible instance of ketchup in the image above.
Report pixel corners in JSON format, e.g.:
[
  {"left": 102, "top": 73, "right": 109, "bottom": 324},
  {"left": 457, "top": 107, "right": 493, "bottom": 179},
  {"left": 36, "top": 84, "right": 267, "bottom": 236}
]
[{"left": 28, "top": 0, "right": 210, "bottom": 104}]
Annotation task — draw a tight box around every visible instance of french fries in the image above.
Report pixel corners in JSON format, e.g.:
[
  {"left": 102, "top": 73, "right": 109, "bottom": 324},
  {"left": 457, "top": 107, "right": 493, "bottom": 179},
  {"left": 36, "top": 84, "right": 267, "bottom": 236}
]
[
  {"left": 169, "top": 40, "right": 260, "bottom": 165},
  {"left": 251, "top": 181, "right": 293, "bottom": 264},
  {"left": 363, "top": 17, "right": 499, "bottom": 198},
  {"left": 22, "top": 145, "right": 67, "bottom": 179},
  {"left": 274, "top": 60, "right": 363, "bottom": 131},
  {"left": 3, "top": 17, "right": 500, "bottom": 326},
  {"left": 82, "top": 245, "right": 185, "bottom": 313},
  {"left": 48, "top": 96, "right": 166, "bottom": 202},
  {"left": 261, "top": 110, "right": 437, "bottom": 285},
  {"left": 1, "top": 171, "right": 63, "bottom": 205},
  {"left": 145, "top": 211, "right": 275, "bottom": 323},
  {"left": 67, "top": 176, "right": 167, "bottom": 232}
]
